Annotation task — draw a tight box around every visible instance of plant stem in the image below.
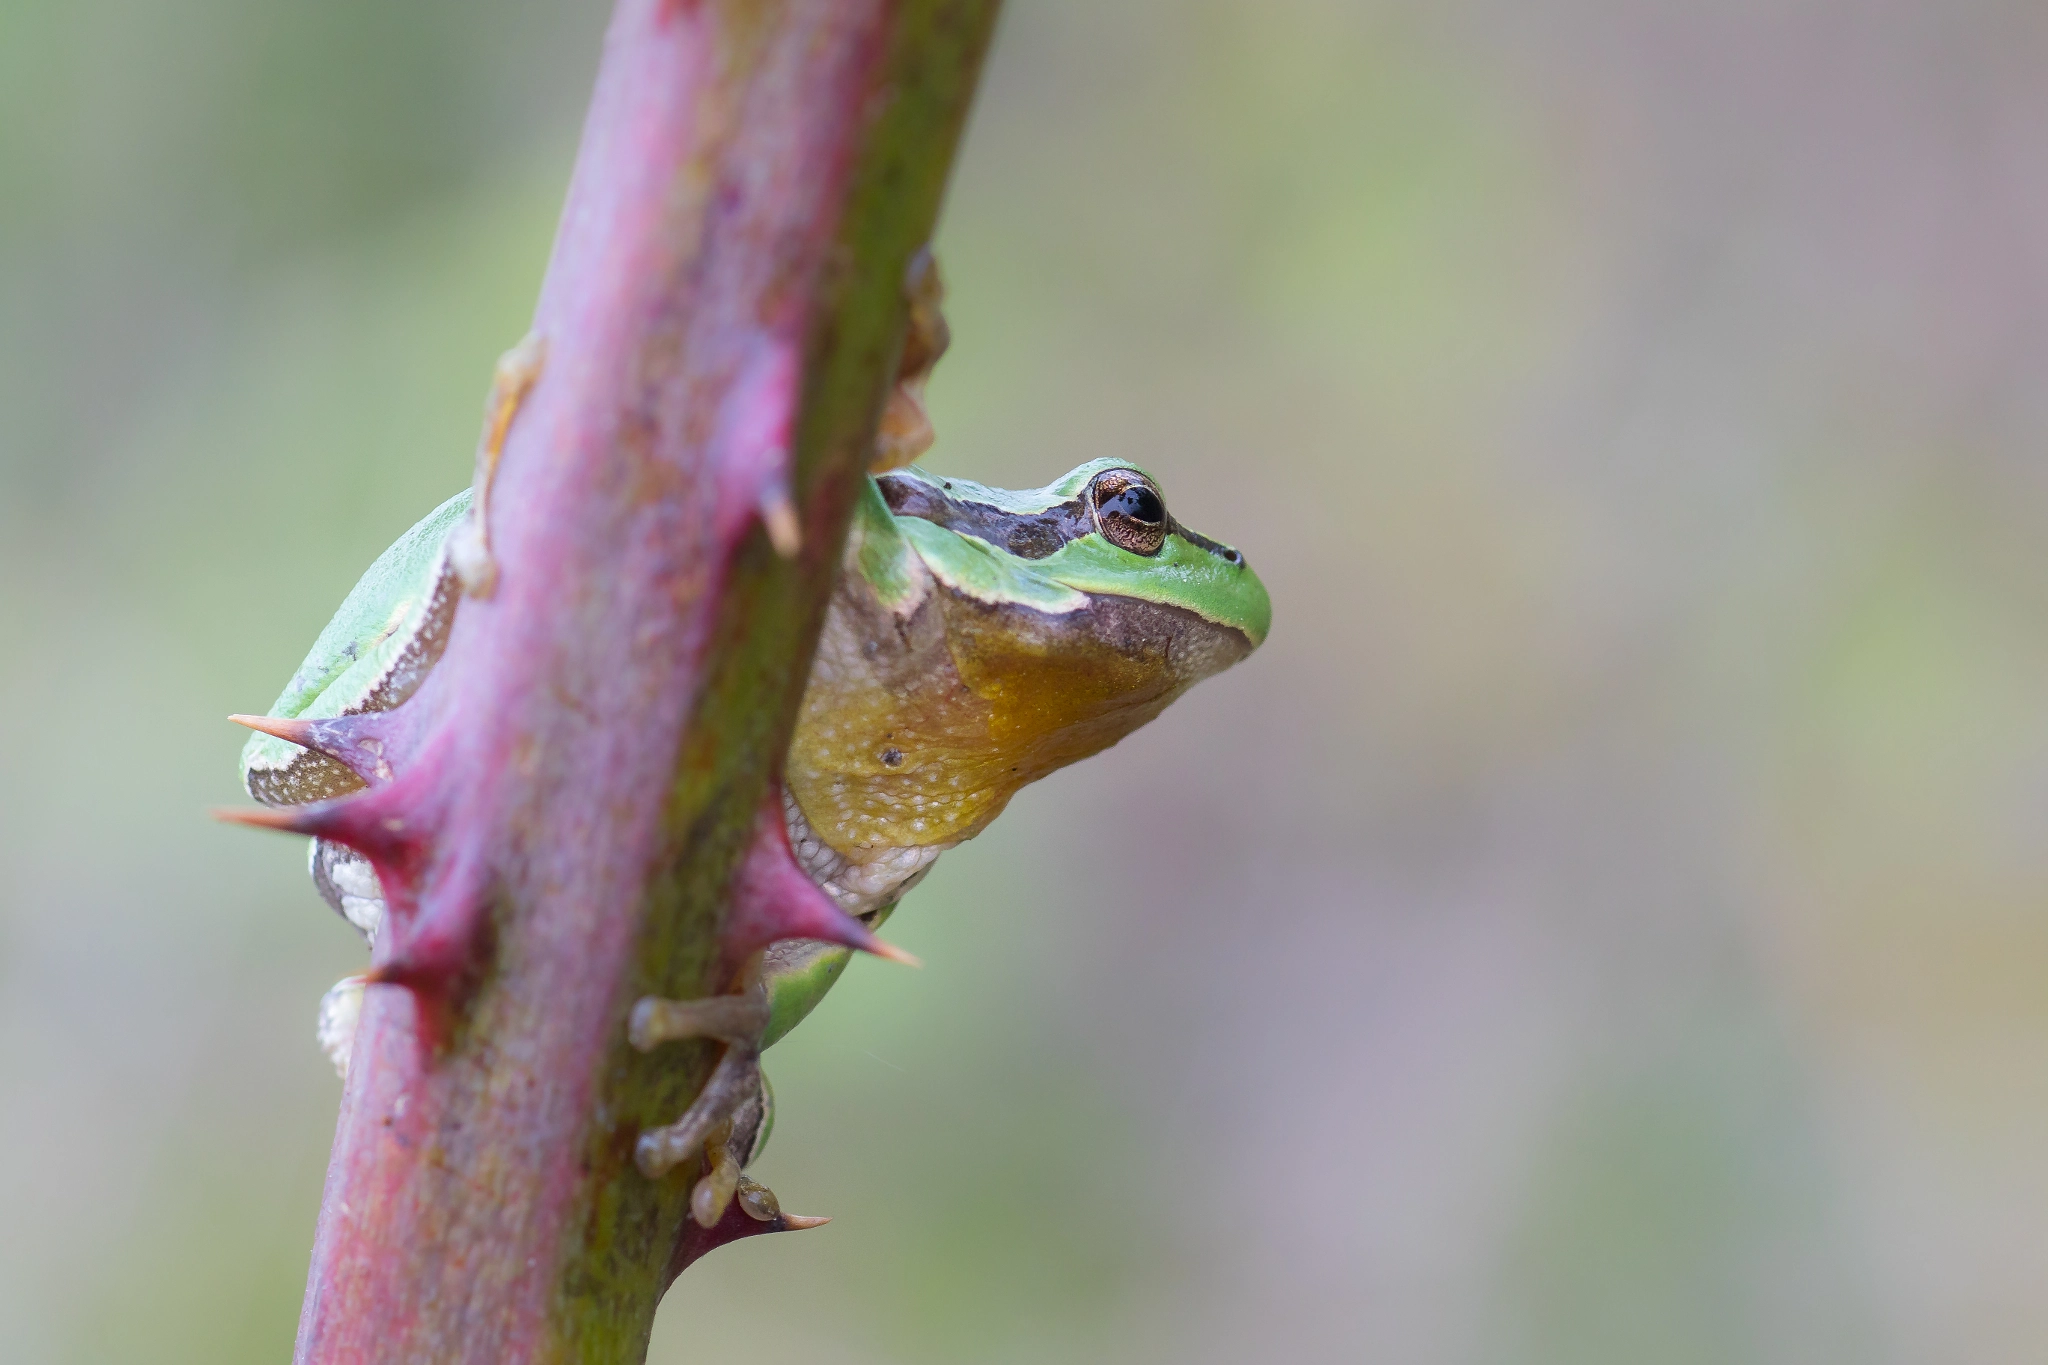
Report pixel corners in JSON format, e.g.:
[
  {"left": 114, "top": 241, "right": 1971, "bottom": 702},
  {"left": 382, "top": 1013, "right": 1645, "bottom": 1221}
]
[{"left": 291, "top": 3, "right": 1000, "bottom": 1359}]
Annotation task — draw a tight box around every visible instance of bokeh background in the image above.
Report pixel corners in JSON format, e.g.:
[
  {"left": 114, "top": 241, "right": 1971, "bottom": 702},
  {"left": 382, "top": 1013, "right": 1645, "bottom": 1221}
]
[{"left": 5, "top": 0, "right": 2046, "bottom": 1360}]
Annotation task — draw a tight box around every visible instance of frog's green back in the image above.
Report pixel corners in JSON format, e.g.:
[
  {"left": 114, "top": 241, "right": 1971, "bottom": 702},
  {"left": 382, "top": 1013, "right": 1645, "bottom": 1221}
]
[{"left": 240, "top": 490, "right": 470, "bottom": 800}]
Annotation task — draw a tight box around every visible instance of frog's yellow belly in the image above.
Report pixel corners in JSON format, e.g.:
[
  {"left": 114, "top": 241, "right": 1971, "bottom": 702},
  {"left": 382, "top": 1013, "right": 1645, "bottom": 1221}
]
[{"left": 787, "top": 573, "right": 1247, "bottom": 858}]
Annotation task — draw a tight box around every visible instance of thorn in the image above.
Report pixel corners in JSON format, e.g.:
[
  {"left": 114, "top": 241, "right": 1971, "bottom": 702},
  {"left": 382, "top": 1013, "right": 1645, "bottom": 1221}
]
[
  {"left": 228, "top": 712, "right": 315, "bottom": 746},
  {"left": 230, "top": 711, "right": 398, "bottom": 784},
  {"left": 758, "top": 481, "right": 801, "bottom": 558},
  {"left": 665, "top": 1181, "right": 832, "bottom": 1284},
  {"left": 723, "top": 802, "right": 921, "bottom": 969},
  {"left": 712, "top": 337, "right": 802, "bottom": 555},
  {"left": 214, "top": 784, "right": 418, "bottom": 871},
  {"left": 365, "top": 916, "right": 481, "bottom": 993},
  {"left": 211, "top": 804, "right": 320, "bottom": 835},
  {"left": 867, "top": 939, "right": 922, "bottom": 968}
]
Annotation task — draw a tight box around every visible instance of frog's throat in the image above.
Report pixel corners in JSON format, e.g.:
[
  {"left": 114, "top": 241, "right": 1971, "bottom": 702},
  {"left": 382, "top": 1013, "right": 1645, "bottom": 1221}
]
[{"left": 781, "top": 785, "right": 947, "bottom": 918}]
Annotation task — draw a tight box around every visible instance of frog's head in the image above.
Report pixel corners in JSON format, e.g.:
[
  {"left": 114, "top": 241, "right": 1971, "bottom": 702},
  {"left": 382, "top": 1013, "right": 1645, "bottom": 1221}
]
[
  {"left": 876, "top": 457, "right": 1270, "bottom": 653},
  {"left": 789, "top": 459, "right": 1269, "bottom": 854},
  {"left": 880, "top": 458, "right": 1261, "bottom": 650}
]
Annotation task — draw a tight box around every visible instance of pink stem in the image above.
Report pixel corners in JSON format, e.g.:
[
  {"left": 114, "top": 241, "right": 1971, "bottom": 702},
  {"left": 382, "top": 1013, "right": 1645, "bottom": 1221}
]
[{"left": 291, "top": 3, "right": 999, "bottom": 1359}]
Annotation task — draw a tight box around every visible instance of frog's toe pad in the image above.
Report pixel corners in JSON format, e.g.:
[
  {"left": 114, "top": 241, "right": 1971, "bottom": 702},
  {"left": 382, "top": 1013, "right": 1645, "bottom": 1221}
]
[
  {"left": 629, "top": 991, "right": 768, "bottom": 1050},
  {"left": 691, "top": 1141, "right": 744, "bottom": 1228}
]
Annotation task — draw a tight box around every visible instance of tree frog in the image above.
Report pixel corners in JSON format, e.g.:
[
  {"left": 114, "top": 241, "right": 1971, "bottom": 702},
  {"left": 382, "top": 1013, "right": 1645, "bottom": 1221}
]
[{"left": 238, "top": 455, "right": 1268, "bottom": 1228}]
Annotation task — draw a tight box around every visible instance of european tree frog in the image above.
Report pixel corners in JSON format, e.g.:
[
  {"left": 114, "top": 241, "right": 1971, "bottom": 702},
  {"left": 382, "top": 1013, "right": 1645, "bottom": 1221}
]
[{"left": 241, "top": 440, "right": 1268, "bottom": 1229}]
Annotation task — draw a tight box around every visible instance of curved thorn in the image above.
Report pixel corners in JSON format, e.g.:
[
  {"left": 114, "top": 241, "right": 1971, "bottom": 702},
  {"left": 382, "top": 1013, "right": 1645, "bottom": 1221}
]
[
  {"left": 790, "top": 897, "right": 920, "bottom": 967},
  {"left": 779, "top": 1214, "right": 832, "bottom": 1230}
]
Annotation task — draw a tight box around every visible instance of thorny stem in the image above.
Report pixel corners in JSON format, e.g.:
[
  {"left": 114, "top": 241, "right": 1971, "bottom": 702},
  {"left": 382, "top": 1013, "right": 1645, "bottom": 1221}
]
[{"left": 288, "top": 2, "right": 1001, "bottom": 1360}]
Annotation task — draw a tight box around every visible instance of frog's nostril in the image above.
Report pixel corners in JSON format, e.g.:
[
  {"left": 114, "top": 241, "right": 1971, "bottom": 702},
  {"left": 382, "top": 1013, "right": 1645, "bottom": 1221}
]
[{"left": 1222, "top": 547, "right": 1242, "bottom": 565}]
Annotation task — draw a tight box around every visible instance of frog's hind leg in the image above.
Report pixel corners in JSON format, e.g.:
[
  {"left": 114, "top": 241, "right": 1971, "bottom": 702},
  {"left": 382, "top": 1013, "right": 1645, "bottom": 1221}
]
[
  {"left": 630, "top": 983, "right": 769, "bottom": 1186},
  {"left": 634, "top": 796, "right": 916, "bottom": 1223},
  {"left": 630, "top": 978, "right": 806, "bottom": 1227}
]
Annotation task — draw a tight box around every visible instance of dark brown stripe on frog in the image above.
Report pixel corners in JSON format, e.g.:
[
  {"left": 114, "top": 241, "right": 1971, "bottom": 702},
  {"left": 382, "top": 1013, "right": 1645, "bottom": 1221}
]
[
  {"left": 1166, "top": 518, "right": 1247, "bottom": 567},
  {"left": 876, "top": 472, "right": 1093, "bottom": 560},
  {"left": 877, "top": 472, "right": 1248, "bottom": 567}
]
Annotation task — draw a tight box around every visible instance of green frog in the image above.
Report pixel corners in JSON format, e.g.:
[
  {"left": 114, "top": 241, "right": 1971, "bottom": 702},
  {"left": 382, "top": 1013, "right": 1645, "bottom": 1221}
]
[{"left": 237, "top": 450, "right": 1268, "bottom": 1231}]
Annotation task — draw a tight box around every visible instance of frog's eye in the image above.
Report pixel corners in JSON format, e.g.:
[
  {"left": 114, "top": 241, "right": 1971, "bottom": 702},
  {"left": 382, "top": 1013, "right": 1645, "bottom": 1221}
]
[{"left": 1089, "top": 472, "right": 1168, "bottom": 556}]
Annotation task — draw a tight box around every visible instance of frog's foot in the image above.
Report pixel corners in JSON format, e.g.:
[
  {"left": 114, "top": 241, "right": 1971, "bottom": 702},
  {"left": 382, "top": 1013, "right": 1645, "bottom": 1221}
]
[
  {"left": 630, "top": 986, "right": 832, "bottom": 1233},
  {"left": 630, "top": 987, "right": 775, "bottom": 1217},
  {"left": 317, "top": 973, "right": 368, "bottom": 1077},
  {"left": 450, "top": 329, "right": 547, "bottom": 598},
  {"left": 635, "top": 798, "right": 916, "bottom": 1215}
]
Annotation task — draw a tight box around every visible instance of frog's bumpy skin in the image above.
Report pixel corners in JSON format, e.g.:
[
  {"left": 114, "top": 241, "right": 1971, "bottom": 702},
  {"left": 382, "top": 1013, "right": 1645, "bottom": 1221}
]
[{"left": 782, "top": 786, "right": 945, "bottom": 915}]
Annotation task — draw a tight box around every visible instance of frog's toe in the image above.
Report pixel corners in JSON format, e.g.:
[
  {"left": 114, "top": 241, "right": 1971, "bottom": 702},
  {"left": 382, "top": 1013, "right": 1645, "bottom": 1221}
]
[
  {"left": 628, "top": 991, "right": 769, "bottom": 1051},
  {"left": 631, "top": 983, "right": 774, "bottom": 1182},
  {"left": 690, "top": 1125, "right": 745, "bottom": 1227},
  {"left": 637, "top": 1037, "right": 762, "bottom": 1179}
]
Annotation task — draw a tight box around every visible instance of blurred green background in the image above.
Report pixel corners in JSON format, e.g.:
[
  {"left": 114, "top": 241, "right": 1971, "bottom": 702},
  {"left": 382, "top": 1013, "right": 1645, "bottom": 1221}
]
[{"left": 5, "top": 0, "right": 2045, "bottom": 1360}]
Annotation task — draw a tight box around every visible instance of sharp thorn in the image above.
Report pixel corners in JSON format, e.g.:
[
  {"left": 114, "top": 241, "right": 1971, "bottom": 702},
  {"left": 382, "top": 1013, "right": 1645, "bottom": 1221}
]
[
  {"left": 780, "top": 1214, "right": 832, "bottom": 1230},
  {"left": 865, "top": 937, "right": 922, "bottom": 969},
  {"left": 759, "top": 481, "right": 801, "bottom": 558},
  {"left": 211, "top": 804, "right": 317, "bottom": 835},
  {"left": 230, "top": 711, "right": 397, "bottom": 784},
  {"left": 228, "top": 712, "right": 316, "bottom": 746}
]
